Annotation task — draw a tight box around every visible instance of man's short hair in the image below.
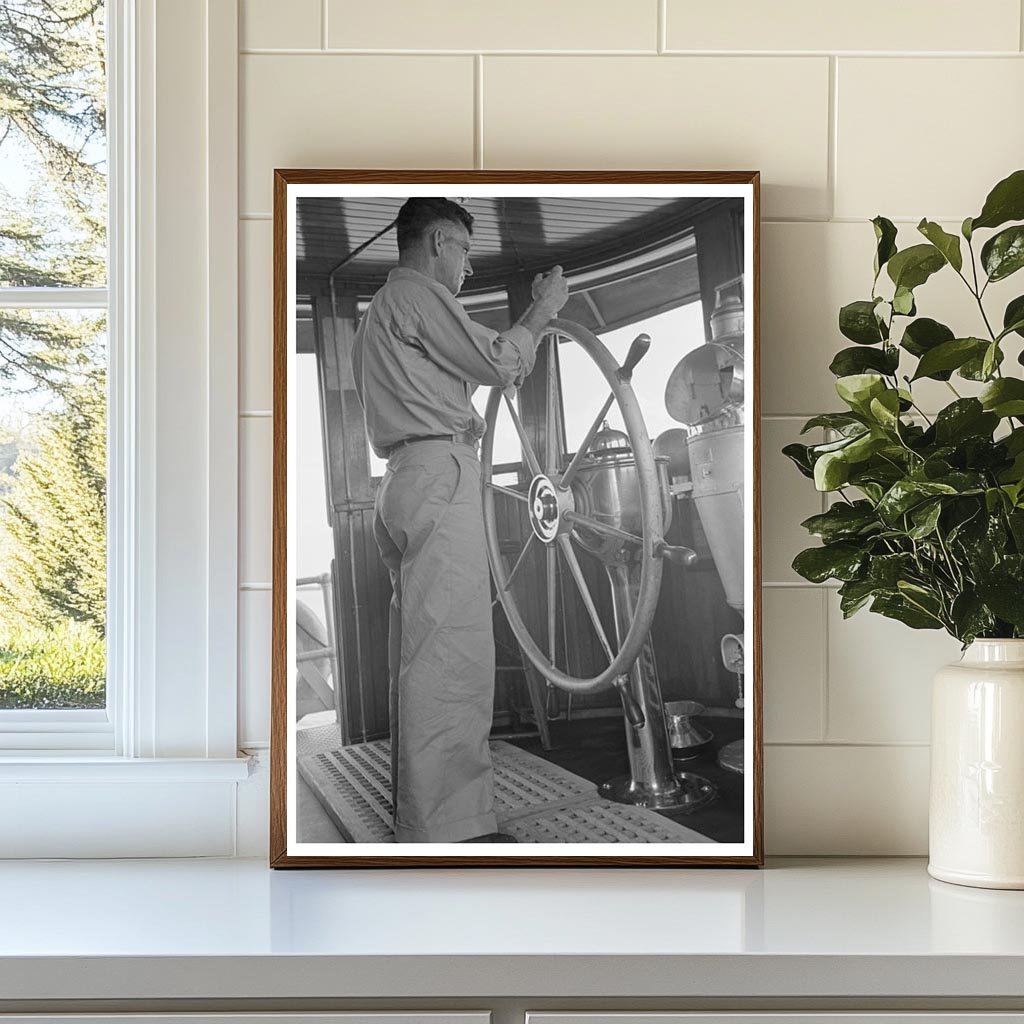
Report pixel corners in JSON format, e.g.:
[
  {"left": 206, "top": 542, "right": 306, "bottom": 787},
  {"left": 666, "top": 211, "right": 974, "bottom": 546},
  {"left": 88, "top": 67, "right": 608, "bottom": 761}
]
[{"left": 396, "top": 197, "right": 473, "bottom": 253}]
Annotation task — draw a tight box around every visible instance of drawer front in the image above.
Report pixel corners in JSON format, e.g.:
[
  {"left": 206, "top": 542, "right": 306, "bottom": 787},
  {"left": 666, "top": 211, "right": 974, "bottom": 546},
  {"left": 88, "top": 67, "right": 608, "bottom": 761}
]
[
  {"left": 0, "top": 1015, "right": 490, "bottom": 1024},
  {"left": 527, "top": 1016, "right": 1024, "bottom": 1024}
]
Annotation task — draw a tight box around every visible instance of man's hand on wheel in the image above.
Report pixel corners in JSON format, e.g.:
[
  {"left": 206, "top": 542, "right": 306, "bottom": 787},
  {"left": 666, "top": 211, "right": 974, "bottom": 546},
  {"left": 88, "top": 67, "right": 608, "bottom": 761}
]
[{"left": 532, "top": 265, "right": 569, "bottom": 318}]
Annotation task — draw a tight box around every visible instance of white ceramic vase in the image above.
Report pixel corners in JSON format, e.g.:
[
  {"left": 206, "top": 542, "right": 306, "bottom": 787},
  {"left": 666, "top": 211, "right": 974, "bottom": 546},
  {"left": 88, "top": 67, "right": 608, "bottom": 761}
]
[{"left": 929, "top": 639, "right": 1024, "bottom": 889}]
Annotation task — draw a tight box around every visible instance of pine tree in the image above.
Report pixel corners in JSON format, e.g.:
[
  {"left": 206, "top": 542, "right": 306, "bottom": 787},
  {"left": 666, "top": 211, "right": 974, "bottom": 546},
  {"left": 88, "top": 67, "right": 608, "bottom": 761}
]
[{"left": 0, "top": 373, "right": 105, "bottom": 633}]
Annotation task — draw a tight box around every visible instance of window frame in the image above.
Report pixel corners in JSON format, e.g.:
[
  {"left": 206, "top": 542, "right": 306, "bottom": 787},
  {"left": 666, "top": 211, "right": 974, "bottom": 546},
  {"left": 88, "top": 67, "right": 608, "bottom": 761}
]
[{"left": 0, "top": 0, "right": 242, "bottom": 778}]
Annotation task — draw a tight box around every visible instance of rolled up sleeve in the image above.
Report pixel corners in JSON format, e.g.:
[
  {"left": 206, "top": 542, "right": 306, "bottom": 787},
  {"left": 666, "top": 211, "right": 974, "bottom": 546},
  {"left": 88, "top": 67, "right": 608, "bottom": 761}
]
[{"left": 396, "top": 281, "right": 538, "bottom": 388}]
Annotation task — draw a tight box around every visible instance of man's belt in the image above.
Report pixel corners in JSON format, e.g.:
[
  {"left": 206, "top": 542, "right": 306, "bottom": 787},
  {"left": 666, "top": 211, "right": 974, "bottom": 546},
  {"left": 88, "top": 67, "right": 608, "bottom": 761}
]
[{"left": 383, "top": 431, "right": 479, "bottom": 457}]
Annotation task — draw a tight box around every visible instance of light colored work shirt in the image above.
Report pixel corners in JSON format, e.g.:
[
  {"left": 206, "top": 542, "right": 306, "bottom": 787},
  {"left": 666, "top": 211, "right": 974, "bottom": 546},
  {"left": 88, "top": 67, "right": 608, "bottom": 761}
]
[{"left": 352, "top": 267, "right": 538, "bottom": 456}]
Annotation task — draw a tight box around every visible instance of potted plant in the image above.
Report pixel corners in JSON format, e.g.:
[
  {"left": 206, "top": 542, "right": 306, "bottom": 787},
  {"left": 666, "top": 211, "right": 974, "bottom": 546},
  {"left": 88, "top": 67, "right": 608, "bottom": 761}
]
[{"left": 784, "top": 169, "right": 1024, "bottom": 889}]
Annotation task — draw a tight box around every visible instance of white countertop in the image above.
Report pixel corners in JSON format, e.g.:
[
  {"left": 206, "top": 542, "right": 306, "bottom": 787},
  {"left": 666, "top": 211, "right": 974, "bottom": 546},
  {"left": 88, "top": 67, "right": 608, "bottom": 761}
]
[{"left": 1, "top": 857, "right": 1023, "bottom": 1001}]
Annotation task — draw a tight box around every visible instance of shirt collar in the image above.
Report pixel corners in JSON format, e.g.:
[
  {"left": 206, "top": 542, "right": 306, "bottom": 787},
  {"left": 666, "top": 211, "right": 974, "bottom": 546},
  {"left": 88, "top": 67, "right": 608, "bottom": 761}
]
[{"left": 387, "top": 266, "right": 451, "bottom": 297}]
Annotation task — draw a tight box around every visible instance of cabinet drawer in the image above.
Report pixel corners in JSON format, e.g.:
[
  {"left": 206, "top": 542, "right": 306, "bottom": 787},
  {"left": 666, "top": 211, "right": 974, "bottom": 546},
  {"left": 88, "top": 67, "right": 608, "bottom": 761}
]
[
  {"left": 0, "top": 1015, "right": 490, "bottom": 1024},
  {"left": 527, "top": 1016, "right": 1024, "bottom": 1024}
]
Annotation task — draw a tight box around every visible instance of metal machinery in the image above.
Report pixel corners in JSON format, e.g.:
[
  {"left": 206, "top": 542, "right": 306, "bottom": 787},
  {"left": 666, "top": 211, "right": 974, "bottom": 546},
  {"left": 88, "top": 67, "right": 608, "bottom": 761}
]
[
  {"left": 664, "top": 278, "right": 747, "bottom": 773},
  {"left": 481, "top": 319, "right": 717, "bottom": 813}
]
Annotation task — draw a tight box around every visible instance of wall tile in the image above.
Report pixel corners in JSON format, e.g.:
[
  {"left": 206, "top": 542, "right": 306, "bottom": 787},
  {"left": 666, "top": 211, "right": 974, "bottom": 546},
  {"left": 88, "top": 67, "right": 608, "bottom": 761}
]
[
  {"left": 241, "top": 0, "right": 321, "bottom": 50},
  {"left": 836, "top": 58, "right": 1024, "bottom": 221},
  {"left": 240, "top": 55, "right": 474, "bottom": 213},
  {"left": 240, "top": 417, "right": 273, "bottom": 586},
  {"left": 666, "top": 0, "right": 1020, "bottom": 53},
  {"left": 765, "top": 744, "right": 929, "bottom": 854},
  {"left": 240, "top": 220, "right": 273, "bottom": 411},
  {"left": 761, "top": 418, "right": 823, "bottom": 584},
  {"left": 762, "top": 221, "right": 1023, "bottom": 415},
  {"left": 483, "top": 57, "right": 830, "bottom": 220},
  {"left": 763, "top": 588, "right": 824, "bottom": 743},
  {"left": 239, "top": 590, "right": 272, "bottom": 747},
  {"left": 328, "top": 0, "right": 657, "bottom": 51},
  {"left": 826, "top": 598, "right": 962, "bottom": 743}
]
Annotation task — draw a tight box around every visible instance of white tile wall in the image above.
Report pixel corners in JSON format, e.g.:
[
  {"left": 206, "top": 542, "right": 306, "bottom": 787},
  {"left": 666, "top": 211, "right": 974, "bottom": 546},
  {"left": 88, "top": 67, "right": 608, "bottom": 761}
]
[
  {"left": 665, "top": 0, "right": 1021, "bottom": 53},
  {"left": 762, "top": 588, "right": 825, "bottom": 743},
  {"left": 240, "top": 54, "right": 475, "bottom": 213},
  {"left": 835, "top": 58, "right": 1024, "bottom": 220},
  {"left": 240, "top": 220, "right": 273, "bottom": 412},
  {"left": 235, "top": 2, "right": 1024, "bottom": 854},
  {"left": 239, "top": 416, "right": 273, "bottom": 587},
  {"left": 241, "top": 0, "right": 321, "bottom": 50},
  {"left": 483, "top": 56, "right": 831, "bottom": 220},
  {"left": 326, "top": 0, "right": 658, "bottom": 51}
]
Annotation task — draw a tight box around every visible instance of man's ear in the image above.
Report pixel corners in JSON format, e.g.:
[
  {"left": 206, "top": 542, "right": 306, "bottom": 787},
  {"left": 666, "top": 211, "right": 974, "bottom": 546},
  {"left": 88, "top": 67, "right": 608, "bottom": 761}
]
[{"left": 430, "top": 227, "right": 445, "bottom": 257}]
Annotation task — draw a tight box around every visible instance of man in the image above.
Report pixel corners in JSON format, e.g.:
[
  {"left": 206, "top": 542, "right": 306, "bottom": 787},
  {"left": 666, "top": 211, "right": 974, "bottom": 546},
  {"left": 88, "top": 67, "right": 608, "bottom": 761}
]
[{"left": 351, "top": 197, "right": 569, "bottom": 843}]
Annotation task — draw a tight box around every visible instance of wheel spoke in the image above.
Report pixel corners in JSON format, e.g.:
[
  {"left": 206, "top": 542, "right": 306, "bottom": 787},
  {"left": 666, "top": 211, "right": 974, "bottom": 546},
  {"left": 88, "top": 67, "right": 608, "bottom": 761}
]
[
  {"left": 487, "top": 481, "right": 528, "bottom": 503},
  {"left": 546, "top": 544, "right": 557, "bottom": 664},
  {"left": 556, "top": 534, "right": 614, "bottom": 664},
  {"left": 503, "top": 389, "right": 543, "bottom": 478},
  {"left": 559, "top": 392, "right": 615, "bottom": 489},
  {"left": 564, "top": 510, "right": 642, "bottom": 546},
  {"left": 501, "top": 532, "right": 537, "bottom": 595},
  {"left": 545, "top": 333, "right": 561, "bottom": 476}
]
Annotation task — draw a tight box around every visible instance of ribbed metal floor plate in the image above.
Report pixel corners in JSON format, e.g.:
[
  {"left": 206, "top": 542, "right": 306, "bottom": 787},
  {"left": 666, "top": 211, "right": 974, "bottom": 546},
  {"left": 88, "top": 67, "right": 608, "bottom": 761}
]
[{"left": 296, "top": 729, "right": 711, "bottom": 844}]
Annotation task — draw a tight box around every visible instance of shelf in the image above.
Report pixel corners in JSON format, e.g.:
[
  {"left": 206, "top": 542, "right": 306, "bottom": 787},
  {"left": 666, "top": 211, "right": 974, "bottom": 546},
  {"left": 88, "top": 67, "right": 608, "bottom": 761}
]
[{"left": 1, "top": 857, "right": 1023, "bottom": 1003}]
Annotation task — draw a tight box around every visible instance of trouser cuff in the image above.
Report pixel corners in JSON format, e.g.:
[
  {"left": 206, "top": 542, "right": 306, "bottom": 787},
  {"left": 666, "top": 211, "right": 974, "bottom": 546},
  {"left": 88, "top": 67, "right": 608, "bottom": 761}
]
[{"left": 393, "top": 810, "right": 498, "bottom": 844}]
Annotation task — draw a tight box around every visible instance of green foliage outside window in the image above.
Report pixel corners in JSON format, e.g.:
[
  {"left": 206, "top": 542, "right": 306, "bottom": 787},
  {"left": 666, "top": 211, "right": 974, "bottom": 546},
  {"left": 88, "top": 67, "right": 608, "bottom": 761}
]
[{"left": 0, "top": 1, "right": 107, "bottom": 708}]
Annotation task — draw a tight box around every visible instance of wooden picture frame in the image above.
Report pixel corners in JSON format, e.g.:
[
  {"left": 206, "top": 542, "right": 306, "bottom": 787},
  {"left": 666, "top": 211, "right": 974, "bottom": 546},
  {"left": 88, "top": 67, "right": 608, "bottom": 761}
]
[{"left": 271, "top": 171, "right": 762, "bottom": 867}]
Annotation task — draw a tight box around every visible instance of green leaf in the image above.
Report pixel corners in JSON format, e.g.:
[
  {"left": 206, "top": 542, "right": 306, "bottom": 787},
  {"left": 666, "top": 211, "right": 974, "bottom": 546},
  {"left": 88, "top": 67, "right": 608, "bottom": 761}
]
[
  {"left": 838, "top": 578, "right": 879, "bottom": 618},
  {"left": 971, "top": 168, "right": 1024, "bottom": 232},
  {"left": 835, "top": 373, "right": 886, "bottom": 413},
  {"left": 933, "top": 399, "right": 998, "bottom": 445},
  {"left": 976, "top": 577, "right": 1024, "bottom": 629},
  {"left": 877, "top": 479, "right": 958, "bottom": 524},
  {"left": 950, "top": 593, "right": 996, "bottom": 644},
  {"left": 792, "top": 543, "right": 865, "bottom": 584},
  {"left": 962, "top": 216, "right": 974, "bottom": 241},
  {"left": 981, "top": 225, "right": 1024, "bottom": 283},
  {"left": 872, "top": 216, "right": 898, "bottom": 277},
  {"left": 829, "top": 345, "right": 899, "bottom": 378},
  {"left": 814, "top": 450, "right": 850, "bottom": 491},
  {"left": 868, "top": 389, "right": 902, "bottom": 430},
  {"left": 911, "top": 338, "right": 988, "bottom": 381},
  {"left": 1003, "top": 295, "right": 1024, "bottom": 340},
  {"left": 868, "top": 552, "right": 915, "bottom": 587},
  {"left": 871, "top": 594, "right": 943, "bottom": 630},
  {"left": 800, "top": 501, "right": 879, "bottom": 543},
  {"left": 960, "top": 344, "right": 1004, "bottom": 381},
  {"left": 800, "top": 413, "right": 866, "bottom": 435},
  {"left": 839, "top": 300, "right": 887, "bottom": 345},
  {"left": 782, "top": 442, "right": 815, "bottom": 479},
  {"left": 908, "top": 500, "right": 943, "bottom": 539},
  {"left": 892, "top": 286, "right": 916, "bottom": 316},
  {"left": 900, "top": 317, "right": 955, "bottom": 363},
  {"left": 887, "top": 244, "right": 946, "bottom": 291},
  {"left": 982, "top": 341, "right": 1001, "bottom": 381},
  {"left": 917, "top": 219, "right": 963, "bottom": 272},
  {"left": 979, "top": 378, "right": 1024, "bottom": 418}
]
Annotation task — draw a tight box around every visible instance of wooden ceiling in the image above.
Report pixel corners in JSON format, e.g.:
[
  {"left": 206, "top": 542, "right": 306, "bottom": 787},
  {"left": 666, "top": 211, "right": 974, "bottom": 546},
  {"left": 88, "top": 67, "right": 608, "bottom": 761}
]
[{"left": 295, "top": 195, "right": 721, "bottom": 295}]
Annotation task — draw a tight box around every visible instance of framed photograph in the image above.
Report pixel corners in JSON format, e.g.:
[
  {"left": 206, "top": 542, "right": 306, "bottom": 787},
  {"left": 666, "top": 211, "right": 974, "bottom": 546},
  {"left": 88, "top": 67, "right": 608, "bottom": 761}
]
[{"left": 271, "top": 171, "right": 762, "bottom": 866}]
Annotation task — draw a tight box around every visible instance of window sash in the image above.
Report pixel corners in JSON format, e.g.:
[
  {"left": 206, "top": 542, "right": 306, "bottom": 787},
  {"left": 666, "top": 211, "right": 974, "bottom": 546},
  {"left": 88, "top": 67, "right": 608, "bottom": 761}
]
[{"left": 0, "top": 1, "right": 120, "bottom": 749}]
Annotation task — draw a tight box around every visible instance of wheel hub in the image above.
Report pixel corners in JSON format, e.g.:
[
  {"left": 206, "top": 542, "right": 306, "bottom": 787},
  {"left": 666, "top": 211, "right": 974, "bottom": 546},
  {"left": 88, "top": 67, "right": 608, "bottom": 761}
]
[{"left": 528, "top": 473, "right": 573, "bottom": 543}]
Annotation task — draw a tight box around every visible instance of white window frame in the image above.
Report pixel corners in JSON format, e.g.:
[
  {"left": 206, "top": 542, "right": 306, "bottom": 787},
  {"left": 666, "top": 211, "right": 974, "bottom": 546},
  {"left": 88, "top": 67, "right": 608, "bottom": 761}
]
[{"left": 0, "top": 0, "right": 249, "bottom": 857}]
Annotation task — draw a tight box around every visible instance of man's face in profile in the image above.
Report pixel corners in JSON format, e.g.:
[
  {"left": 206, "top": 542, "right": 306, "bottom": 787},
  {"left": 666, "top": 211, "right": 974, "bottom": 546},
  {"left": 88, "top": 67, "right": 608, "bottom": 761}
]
[{"left": 437, "top": 224, "right": 474, "bottom": 296}]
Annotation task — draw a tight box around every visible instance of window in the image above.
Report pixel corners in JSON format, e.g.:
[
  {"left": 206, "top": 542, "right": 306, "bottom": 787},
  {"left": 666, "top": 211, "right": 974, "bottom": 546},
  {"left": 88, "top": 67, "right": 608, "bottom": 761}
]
[{"left": 0, "top": 1, "right": 110, "bottom": 739}]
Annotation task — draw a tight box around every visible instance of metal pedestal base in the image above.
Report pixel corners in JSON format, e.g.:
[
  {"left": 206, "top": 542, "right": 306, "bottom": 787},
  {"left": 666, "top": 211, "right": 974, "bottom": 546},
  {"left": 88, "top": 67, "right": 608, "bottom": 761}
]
[{"left": 599, "top": 771, "right": 716, "bottom": 814}]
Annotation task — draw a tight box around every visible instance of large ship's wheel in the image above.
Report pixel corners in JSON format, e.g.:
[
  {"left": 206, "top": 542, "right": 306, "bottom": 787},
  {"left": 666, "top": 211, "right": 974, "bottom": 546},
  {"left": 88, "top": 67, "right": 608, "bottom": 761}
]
[{"left": 480, "top": 319, "right": 694, "bottom": 726}]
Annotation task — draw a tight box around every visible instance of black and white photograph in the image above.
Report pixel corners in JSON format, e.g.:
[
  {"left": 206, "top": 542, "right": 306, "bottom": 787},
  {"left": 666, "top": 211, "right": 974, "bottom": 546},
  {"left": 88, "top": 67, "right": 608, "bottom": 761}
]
[{"left": 272, "top": 173, "right": 761, "bottom": 865}]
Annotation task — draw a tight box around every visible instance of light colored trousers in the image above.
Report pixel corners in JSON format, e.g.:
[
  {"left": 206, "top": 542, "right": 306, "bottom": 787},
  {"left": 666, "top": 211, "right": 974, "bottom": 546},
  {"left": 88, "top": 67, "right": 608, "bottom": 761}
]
[{"left": 373, "top": 440, "right": 498, "bottom": 842}]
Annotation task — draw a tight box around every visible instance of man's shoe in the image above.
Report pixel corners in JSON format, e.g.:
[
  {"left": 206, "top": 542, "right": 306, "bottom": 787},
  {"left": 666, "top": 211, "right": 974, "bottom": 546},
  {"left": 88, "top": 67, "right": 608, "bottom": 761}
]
[{"left": 459, "top": 832, "right": 518, "bottom": 843}]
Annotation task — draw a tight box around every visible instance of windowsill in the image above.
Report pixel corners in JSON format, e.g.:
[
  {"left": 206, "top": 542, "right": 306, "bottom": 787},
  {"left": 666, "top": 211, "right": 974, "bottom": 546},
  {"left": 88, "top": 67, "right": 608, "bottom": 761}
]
[
  {"left": 0, "top": 754, "right": 252, "bottom": 781},
  {"left": 0, "top": 858, "right": 1022, "bottom": 1004}
]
